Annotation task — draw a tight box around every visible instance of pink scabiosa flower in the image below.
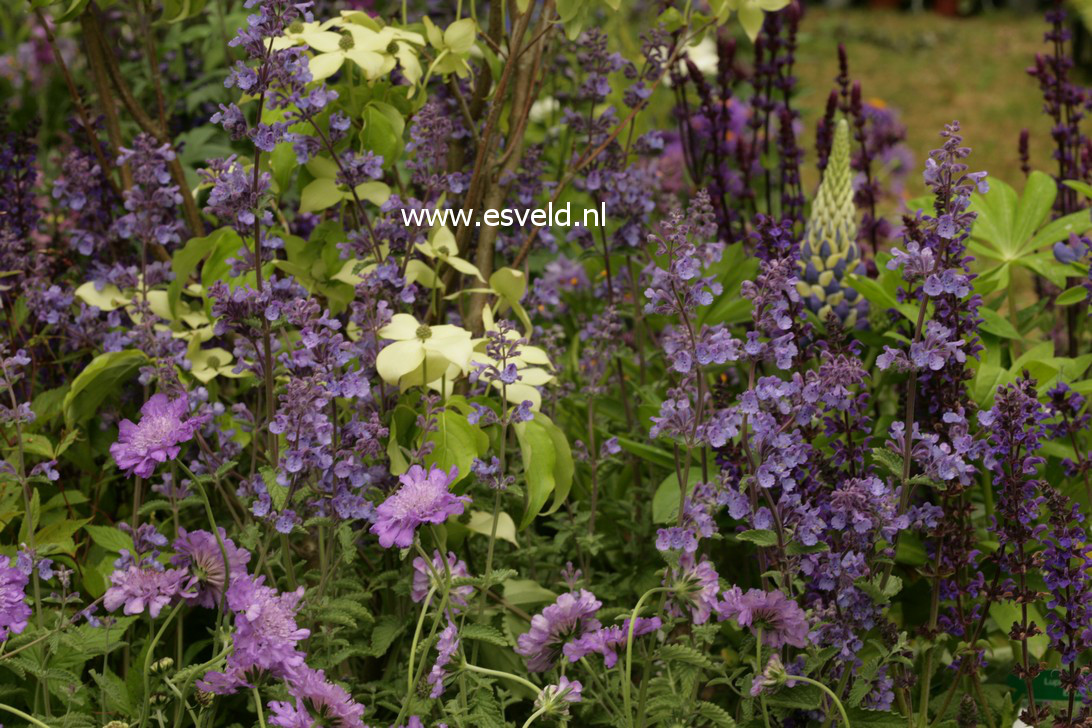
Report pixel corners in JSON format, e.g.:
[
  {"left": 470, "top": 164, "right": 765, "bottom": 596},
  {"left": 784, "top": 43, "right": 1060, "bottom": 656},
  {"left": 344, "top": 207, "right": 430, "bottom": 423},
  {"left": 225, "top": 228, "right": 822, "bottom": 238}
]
[
  {"left": 411, "top": 550, "right": 473, "bottom": 610},
  {"left": 110, "top": 393, "right": 204, "bottom": 478},
  {"left": 267, "top": 667, "right": 365, "bottom": 728},
  {"left": 719, "top": 587, "right": 810, "bottom": 649},
  {"left": 516, "top": 589, "right": 602, "bottom": 672},
  {"left": 427, "top": 617, "right": 460, "bottom": 698},
  {"left": 370, "top": 464, "right": 469, "bottom": 548},
  {"left": 103, "top": 564, "right": 187, "bottom": 617},
  {"left": 0, "top": 556, "right": 31, "bottom": 640},
  {"left": 170, "top": 527, "right": 252, "bottom": 608},
  {"left": 665, "top": 554, "right": 721, "bottom": 625}
]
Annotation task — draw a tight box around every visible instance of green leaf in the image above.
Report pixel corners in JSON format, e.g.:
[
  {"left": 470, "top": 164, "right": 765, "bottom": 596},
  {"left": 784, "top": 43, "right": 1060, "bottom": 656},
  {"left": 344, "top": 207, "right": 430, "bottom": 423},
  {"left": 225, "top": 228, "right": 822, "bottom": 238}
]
[
  {"left": 1012, "top": 171, "right": 1056, "bottom": 253},
  {"left": 362, "top": 102, "right": 405, "bottom": 164},
  {"left": 423, "top": 409, "right": 485, "bottom": 487},
  {"left": 766, "top": 683, "right": 823, "bottom": 710},
  {"left": 977, "top": 306, "right": 1021, "bottom": 339},
  {"left": 84, "top": 525, "right": 135, "bottom": 553},
  {"left": 461, "top": 623, "right": 510, "bottom": 647},
  {"left": 1057, "top": 286, "right": 1088, "bottom": 306},
  {"left": 737, "top": 529, "right": 779, "bottom": 547},
  {"left": 615, "top": 436, "right": 675, "bottom": 470},
  {"left": 168, "top": 228, "right": 239, "bottom": 316},
  {"left": 844, "top": 708, "right": 911, "bottom": 727},
  {"left": 300, "top": 177, "right": 343, "bottom": 213},
  {"left": 18, "top": 488, "right": 39, "bottom": 546},
  {"left": 1030, "top": 210, "right": 1092, "bottom": 253},
  {"left": 514, "top": 417, "right": 557, "bottom": 529},
  {"left": 652, "top": 468, "right": 701, "bottom": 524},
  {"left": 36, "top": 518, "right": 91, "bottom": 555},
  {"left": 364, "top": 615, "right": 404, "bottom": 657},
  {"left": 64, "top": 350, "right": 148, "bottom": 428},
  {"left": 465, "top": 510, "right": 518, "bottom": 546},
  {"left": 502, "top": 578, "right": 556, "bottom": 606},
  {"left": 538, "top": 414, "right": 573, "bottom": 516},
  {"left": 989, "top": 601, "right": 1049, "bottom": 659}
]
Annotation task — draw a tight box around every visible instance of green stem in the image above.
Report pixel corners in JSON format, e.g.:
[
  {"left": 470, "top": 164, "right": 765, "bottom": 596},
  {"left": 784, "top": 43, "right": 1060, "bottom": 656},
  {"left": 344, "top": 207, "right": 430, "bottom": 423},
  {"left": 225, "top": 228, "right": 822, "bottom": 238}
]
[
  {"left": 461, "top": 661, "right": 541, "bottom": 694},
  {"left": 521, "top": 707, "right": 549, "bottom": 728},
  {"left": 757, "top": 627, "right": 771, "bottom": 728},
  {"left": 406, "top": 585, "right": 437, "bottom": 703},
  {"left": 252, "top": 687, "right": 267, "bottom": 728},
  {"left": 623, "top": 587, "right": 668, "bottom": 727},
  {"left": 140, "top": 601, "right": 185, "bottom": 728},
  {"left": 790, "top": 675, "right": 852, "bottom": 728},
  {"left": 0, "top": 702, "right": 52, "bottom": 728}
]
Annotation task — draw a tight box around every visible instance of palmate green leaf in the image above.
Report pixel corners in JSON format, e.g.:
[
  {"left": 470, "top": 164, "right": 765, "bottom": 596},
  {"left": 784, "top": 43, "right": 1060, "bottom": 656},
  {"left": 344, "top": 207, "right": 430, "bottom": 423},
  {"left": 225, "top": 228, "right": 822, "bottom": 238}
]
[
  {"left": 1012, "top": 171, "right": 1056, "bottom": 253},
  {"left": 977, "top": 306, "right": 1021, "bottom": 339},
  {"left": 1057, "top": 285, "right": 1088, "bottom": 305},
  {"left": 63, "top": 350, "right": 148, "bottom": 428}
]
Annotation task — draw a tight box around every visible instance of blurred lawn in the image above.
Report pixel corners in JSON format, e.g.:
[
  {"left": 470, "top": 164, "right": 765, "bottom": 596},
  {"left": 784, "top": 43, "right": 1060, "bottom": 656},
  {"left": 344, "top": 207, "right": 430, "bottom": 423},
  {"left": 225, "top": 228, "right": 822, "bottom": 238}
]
[{"left": 794, "top": 9, "right": 1052, "bottom": 196}]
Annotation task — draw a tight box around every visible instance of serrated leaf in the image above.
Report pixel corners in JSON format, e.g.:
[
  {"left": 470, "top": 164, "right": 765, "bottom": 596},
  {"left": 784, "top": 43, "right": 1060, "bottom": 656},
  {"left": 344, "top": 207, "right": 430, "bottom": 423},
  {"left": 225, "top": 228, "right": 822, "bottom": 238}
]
[{"left": 461, "top": 623, "right": 510, "bottom": 647}]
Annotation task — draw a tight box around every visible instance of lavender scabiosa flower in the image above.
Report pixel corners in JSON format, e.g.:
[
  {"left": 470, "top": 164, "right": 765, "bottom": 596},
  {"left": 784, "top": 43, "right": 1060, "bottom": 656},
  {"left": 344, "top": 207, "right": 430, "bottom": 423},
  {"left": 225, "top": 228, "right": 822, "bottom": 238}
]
[
  {"left": 665, "top": 554, "right": 721, "bottom": 625},
  {"left": 370, "top": 464, "right": 468, "bottom": 549},
  {"left": 411, "top": 550, "right": 473, "bottom": 610},
  {"left": 533, "top": 676, "right": 582, "bottom": 718},
  {"left": 267, "top": 667, "right": 365, "bottom": 728},
  {"left": 109, "top": 393, "right": 204, "bottom": 478},
  {"left": 170, "top": 528, "right": 252, "bottom": 608},
  {"left": 427, "top": 617, "right": 460, "bottom": 698},
  {"left": 0, "top": 556, "right": 30, "bottom": 641},
  {"left": 103, "top": 565, "right": 187, "bottom": 618},
  {"left": 719, "top": 587, "right": 809, "bottom": 648},
  {"left": 199, "top": 575, "right": 310, "bottom": 693},
  {"left": 562, "top": 616, "right": 662, "bottom": 667},
  {"left": 516, "top": 589, "right": 602, "bottom": 672}
]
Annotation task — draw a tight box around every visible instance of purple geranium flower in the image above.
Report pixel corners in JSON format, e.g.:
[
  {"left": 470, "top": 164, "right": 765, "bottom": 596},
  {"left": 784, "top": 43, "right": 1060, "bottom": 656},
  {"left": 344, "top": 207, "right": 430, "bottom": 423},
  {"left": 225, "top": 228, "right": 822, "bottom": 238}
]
[
  {"left": 370, "top": 465, "right": 469, "bottom": 549},
  {"left": 719, "top": 587, "right": 810, "bottom": 648},
  {"left": 516, "top": 589, "right": 602, "bottom": 672},
  {"left": 171, "top": 527, "right": 252, "bottom": 608},
  {"left": 110, "top": 393, "right": 204, "bottom": 478},
  {"left": 0, "top": 557, "right": 30, "bottom": 640},
  {"left": 103, "top": 565, "right": 187, "bottom": 617}
]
